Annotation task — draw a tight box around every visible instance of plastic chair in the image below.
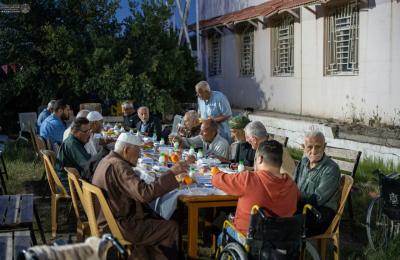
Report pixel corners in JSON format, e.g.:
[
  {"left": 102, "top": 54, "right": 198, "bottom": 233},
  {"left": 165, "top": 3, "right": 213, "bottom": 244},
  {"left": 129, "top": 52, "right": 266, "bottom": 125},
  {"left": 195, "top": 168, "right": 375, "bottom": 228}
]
[
  {"left": 171, "top": 115, "right": 183, "bottom": 135},
  {"left": 41, "top": 150, "right": 71, "bottom": 238},
  {"left": 308, "top": 174, "right": 354, "bottom": 260},
  {"left": 82, "top": 181, "right": 132, "bottom": 252},
  {"left": 66, "top": 167, "right": 90, "bottom": 242},
  {"left": 17, "top": 112, "right": 37, "bottom": 142}
]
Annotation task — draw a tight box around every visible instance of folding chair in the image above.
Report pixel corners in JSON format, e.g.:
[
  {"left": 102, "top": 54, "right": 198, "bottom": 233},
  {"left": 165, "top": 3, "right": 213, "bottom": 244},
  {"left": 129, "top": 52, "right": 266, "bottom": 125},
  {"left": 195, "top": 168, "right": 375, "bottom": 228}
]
[
  {"left": 66, "top": 167, "right": 90, "bottom": 241},
  {"left": 41, "top": 150, "right": 71, "bottom": 238}
]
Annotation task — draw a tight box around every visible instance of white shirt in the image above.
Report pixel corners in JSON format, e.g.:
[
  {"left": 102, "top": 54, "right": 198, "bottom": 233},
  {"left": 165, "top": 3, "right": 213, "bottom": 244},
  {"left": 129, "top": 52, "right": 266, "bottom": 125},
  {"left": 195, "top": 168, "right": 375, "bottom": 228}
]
[{"left": 183, "top": 134, "right": 230, "bottom": 159}]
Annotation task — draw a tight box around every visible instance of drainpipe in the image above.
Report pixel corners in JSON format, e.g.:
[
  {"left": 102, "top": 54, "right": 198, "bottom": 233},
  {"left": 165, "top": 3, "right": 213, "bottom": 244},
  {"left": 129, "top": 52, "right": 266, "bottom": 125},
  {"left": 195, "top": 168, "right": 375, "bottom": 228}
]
[{"left": 300, "top": 7, "right": 303, "bottom": 115}]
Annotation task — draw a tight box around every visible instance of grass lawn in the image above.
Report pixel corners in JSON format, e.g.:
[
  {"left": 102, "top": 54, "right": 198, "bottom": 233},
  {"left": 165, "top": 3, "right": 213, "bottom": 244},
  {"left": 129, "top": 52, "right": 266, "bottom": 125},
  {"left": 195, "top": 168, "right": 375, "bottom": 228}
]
[{"left": 1, "top": 140, "right": 400, "bottom": 259}]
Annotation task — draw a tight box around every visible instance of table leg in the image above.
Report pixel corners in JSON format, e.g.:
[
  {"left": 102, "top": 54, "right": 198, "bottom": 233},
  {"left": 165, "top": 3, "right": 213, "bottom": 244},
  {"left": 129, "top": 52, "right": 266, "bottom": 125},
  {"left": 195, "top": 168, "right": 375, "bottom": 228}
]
[
  {"left": 33, "top": 204, "right": 46, "bottom": 244},
  {"left": 187, "top": 204, "right": 198, "bottom": 259}
]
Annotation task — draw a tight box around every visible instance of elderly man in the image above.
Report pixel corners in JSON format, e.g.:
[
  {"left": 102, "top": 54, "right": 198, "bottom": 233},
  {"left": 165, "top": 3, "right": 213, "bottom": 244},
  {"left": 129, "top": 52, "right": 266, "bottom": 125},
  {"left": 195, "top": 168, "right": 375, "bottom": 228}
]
[
  {"left": 174, "top": 119, "right": 229, "bottom": 160},
  {"left": 244, "top": 121, "right": 296, "bottom": 175},
  {"left": 92, "top": 133, "right": 189, "bottom": 259},
  {"left": 136, "top": 106, "right": 162, "bottom": 140},
  {"left": 55, "top": 117, "right": 102, "bottom": 190},
  {"left": 37, "top": 100, "right": 56, "bottom": 132},
  {"left": 228, "top": 114, "right": 254, "bottom": 166},
  {"left": 63, "top": 109, "right": 90, "bottom": 141},
  {"left": 213, "top": 140, "right": 300, "bottom": 241},
  {"left": 121, "top": 101, "right": 140, "bottom": 130},
  {"left": 85, "top": 111, "right": 113, "bottom": 156},
  {"left": 294, "top": 131, "right": 341, "bottom": 236},
  {"left": 177, "top": 110, "right": 201, "bottom": 138},
  {"left": 40, "top": 99, "right": 70, "bottom": 145},
  {"left": 196, "top": 81, "right": 232, "bottom": 142}
]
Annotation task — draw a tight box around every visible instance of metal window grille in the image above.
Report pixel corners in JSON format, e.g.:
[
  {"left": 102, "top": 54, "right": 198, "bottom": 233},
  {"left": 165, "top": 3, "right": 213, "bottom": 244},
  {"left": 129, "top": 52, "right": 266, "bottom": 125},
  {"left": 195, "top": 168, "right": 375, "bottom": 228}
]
[
  {"left": 240, "top": 30, "right": 254, "bottom": 77},
  {"left": 324, "top": 1, "right": 359, "bottom": 75},
  {"left": 208, "top": 35, "right": 222, "bottom": 76},
  {"left": 272, "top": 15, "right": 294, "bottom": 76}
]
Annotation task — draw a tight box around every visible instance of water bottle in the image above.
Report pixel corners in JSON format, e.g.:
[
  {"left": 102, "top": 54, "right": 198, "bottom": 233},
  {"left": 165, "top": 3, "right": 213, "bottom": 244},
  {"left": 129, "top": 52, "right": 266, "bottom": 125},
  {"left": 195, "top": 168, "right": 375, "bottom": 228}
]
[
  {"left": 152, "top": 133, "right": 157, "bottom": 142},
  {"left": 188, "top": 146, "right": 195, "bottom": 156},
  {"left": 159, "top": 152, "right": 166, "bottom": 165},
  {"left": 238, "top": 160, "right": 245, "bottom": 172},
  {"left": 189, "top": 166, "right": 196, "bottom": 179},
  {"left": 159, "top": 138, "right": 165, "bottom": 145},
  {"left": 197, "top": 149, "right": 203, "bottom": 159},
  {"left": 173, "top": 141, "right": 179, "bottom": 151}
]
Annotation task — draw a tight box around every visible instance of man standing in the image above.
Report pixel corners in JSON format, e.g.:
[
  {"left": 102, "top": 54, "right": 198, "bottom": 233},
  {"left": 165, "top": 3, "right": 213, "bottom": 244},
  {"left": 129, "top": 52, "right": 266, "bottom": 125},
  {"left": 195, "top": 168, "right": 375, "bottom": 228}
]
[
  {"left": 136, "top": 106, "right": 162, "bottom": 140},
  {"left": 40, "top": 99, "right": 70, "bottom": 146},
  {"left": 92, "top": 133, "right": 189, "bottom": 259},
  {"left": 196, "top": 81, "right": 232, "bottom": 142},
  {"left": 37, "top": 100, "right": 55, "bottom": 132},
  {"left": 121, "top": 101, "right": 140, "bottom": 130},
  {"left": 294, "top": 131, "right": 341, "bottom": 236}
]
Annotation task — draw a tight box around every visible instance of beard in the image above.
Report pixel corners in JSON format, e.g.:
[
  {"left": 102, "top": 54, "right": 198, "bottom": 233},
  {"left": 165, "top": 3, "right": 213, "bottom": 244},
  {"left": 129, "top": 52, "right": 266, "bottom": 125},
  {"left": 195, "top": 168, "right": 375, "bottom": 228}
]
[{"left": 60, "top": 111, "right": 69, "bottom": 121}]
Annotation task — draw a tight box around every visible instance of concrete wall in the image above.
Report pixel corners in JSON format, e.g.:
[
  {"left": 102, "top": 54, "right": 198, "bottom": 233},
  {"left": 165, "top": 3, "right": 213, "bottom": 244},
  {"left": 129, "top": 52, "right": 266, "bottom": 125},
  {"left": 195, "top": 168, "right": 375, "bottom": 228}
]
[{"left": 201, "top": 0, "right": 400, "bottom": 126}]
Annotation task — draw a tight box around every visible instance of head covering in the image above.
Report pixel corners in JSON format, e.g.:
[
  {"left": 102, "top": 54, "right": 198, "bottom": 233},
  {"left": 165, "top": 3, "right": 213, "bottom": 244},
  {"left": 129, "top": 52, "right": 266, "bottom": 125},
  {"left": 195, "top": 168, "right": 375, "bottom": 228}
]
[
  {"left": 86, "top": 111, "right": 103, "bottom": 122},
  {"left": 229, "top": 115, "right": 251, "bottom": 129},
  {"left": 116, "top": 133, "right": 143, "bottom": 146}
]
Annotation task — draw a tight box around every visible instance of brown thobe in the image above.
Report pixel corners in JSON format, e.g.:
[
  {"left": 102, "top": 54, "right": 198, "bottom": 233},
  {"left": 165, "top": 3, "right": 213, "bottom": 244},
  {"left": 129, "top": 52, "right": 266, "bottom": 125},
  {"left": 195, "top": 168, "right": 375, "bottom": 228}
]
[{"left": 92, "top": 151, "right": 179, "bottom": 260}]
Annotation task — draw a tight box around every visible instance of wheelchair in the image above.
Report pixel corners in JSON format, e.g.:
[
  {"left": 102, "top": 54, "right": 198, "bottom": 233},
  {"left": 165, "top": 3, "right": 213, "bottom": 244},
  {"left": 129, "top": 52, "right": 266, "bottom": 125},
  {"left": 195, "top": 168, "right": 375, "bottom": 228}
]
[
  {"left": 366, "top": 170, "right": 400, "bottom": 250},
  {"left": 215, "top": 205, "right": 321, "bottom": 260}
]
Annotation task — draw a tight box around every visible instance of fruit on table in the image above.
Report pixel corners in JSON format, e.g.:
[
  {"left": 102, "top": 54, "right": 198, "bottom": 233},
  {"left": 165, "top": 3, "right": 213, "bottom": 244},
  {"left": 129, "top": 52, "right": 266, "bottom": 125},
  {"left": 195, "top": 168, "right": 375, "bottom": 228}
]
[
  {"left": 182, "top": 176, "right": 193, "bottom": 185},
  {"left": 170, "top": 153, "right": 180, "bottom": 163},
  {"left": 211, "top": 166, "right": 220, "bottom": 176}
]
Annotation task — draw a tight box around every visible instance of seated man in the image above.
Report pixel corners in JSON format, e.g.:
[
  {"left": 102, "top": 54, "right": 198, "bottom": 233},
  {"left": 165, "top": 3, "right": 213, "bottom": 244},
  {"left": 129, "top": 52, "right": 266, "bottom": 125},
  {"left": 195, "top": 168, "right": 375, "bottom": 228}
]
[
  {"left": 92, "top": 133, "right": 189, "bottom": 260},
  {"left": 177, "top": 110, "right": 201, "bottom": 138},
  {"left": 294, "top": 131, "right": 341, "bottom": 236},
  {"left": 136, "top": 106, "right": 162, "bottom": 140},
  {"left": 122, "top": 101, "right": 140, "bottom": 130},
  {"left": 40, "top": 99, "right": 70, "bottom": 145},
  {"left": 174, "top": 119, "right": 229, "bottom": 160},
  {"left": 37, "top": 100, "right": 55, "bottom": 133},
  {"left": 63, "top": 109, "right": 90, "bottom": 141},
  {"left": 245, "top": 121, "right": 296, "bottom": 175},
  {"left": 55, "top": 117, "right": 101, "bottom": 190},
  {"left": 212, "top": 140, "right": 300, "bottom": 242},
  {"left": 85, "top": 111, "right": 113, "bottom": 156},
  {"left": 228, "top": 114, "right": 254, "bottom": 167}
]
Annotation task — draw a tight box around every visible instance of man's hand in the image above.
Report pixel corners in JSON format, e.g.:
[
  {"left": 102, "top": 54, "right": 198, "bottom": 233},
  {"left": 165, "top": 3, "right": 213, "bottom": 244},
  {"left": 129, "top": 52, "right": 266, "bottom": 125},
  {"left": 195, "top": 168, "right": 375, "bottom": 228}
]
[
  {"left": 170, "top": 161, "right": 189, "bottom": 175},
  {"left": 168, "top": 134, "right": 182, "bottom": 144},
  {"left": 185, "top": 154, "right": 196, "bottom": 164}
]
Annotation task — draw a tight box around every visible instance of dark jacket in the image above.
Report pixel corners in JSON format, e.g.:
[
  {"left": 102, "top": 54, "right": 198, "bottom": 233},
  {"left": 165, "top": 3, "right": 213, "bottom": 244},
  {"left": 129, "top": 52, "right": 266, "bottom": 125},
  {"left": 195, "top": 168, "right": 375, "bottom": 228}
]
[
  {"left": 123, "top": 113, "right": 140, "bottom": 130},
  {"left": 136, "top": 116, "right": 162, "bottom": 140}
]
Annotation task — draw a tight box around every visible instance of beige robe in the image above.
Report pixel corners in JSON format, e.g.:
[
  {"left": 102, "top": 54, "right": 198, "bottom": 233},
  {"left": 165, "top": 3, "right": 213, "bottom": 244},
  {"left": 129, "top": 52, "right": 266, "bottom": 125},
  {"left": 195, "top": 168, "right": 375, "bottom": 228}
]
[{"left": 92, "top": 151, "right": 179, "bottom": 260}]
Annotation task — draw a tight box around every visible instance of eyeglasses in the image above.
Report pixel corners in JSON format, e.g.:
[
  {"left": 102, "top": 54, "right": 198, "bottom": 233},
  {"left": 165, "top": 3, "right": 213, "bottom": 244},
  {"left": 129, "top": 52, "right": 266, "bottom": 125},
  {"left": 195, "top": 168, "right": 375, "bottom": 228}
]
[{"left": 79, "top": 129, "right": 91, "bottom": 134}]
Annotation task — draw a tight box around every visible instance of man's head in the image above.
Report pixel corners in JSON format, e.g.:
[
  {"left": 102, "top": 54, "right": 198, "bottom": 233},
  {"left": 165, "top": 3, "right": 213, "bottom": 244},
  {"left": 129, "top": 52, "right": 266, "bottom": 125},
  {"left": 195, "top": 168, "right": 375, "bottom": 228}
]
[
  {"left": 47, "top": 100, "right": 56, "bottom": 112},
  {"left": 254, "top": 140, "right": 283, "bottom": 172},
  {"left": 71, "top": 117, "right": 91, "bottom": 144},
  {"left": 183, "top": 110, "right": 200, "bottom": 130},
  {"left": 121, "top": 101, "right": 135, "bottom": 116},
  {"left": 114, "top": 133, "right": 143, "bottom": 165},
  {"left": 200, "top": 119, "right": 218, "bottom": 143},
  {"left": 76, "top": 109, "right": 90, "bottom": 119},
  {"left": 87, "top": 111, "right": 104, "bottom": 133},
  {"left": 53, "top": 99, "right": 70, "bottom": 121},
  {"left": 229, "top": 115, "right": 250, "bottom": 142},
  {"left": 195, "top": 81, "right": 212, "bottom": 101},
  {"left": 244, "top": 121, "right": 268, "bottom": 149},
  {"left": 303, "top": 131, "right": 326, "bottom": 164},
  {"left": 137, "top": 106, "right": 150, "bottom": 123}
]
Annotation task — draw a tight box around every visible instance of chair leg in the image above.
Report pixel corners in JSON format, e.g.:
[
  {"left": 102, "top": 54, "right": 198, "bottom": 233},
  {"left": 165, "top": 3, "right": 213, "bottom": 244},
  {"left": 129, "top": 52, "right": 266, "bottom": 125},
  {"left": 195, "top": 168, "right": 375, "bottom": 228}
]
[
  {"left": 51, "top": 195, "right": 58, "bottom": 238},
  {"left": 29, "top": 224, "right": 38, "bottom": 245},
  {"left": 333, "top": 234, "right": 340, "bottom": 260},
  {"left": 0, "top": 153, "right": 8, "bottom": 180},
  {"left": 318, "top": 239, "right": 327, "bottom": 260},
  {"left": 76, "top": 221, "right": 84, "bottom": 242},
  {"left": 34, "top": 203, "right": 47, "bottom": 244}
]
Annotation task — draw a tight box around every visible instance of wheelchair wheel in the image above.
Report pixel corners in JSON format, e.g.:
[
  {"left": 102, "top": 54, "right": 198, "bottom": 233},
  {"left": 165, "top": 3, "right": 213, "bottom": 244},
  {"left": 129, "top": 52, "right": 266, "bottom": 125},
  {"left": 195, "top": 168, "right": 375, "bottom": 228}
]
[
  {"left": 218, "top": 242, "right": 248, "bottom": 260},
  {"left": 366, "top": 197, "right": 392, "bottom": 249},
  {"left": 304, "top": 241, "right": 321, "bottom": 260}
]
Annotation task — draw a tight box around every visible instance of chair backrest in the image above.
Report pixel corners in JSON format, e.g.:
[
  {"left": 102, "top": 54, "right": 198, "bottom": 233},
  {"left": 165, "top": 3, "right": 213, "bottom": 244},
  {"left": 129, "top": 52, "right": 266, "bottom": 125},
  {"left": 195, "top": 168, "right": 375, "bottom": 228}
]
[
  {"left": 270, "top": 134, "right": 288, "bottom": 147},
  {"left": 80, "top": 103, "right": 102, "bottom": 113},
  {"left": 66, "top": 167, "right": 87, "bottom": 223},
  {"left": 41, "top": 150, "right": 69, "bottom": 196},
  {"left": 171, "top": 115, "right": 183, "bottom": 135},
  {"left": 35, "top": 135, "right": 48, "bottom": 152},
  {"left": 325, "top": 146, "right": 361, "bottom": 179},
  {"left": 103, "top": 116, "right": 124, "bottom": 124},
  {"left": 82, "top": 181, "right": 126, "bottom": 243},
  {"left": 18, "top": 112, "right": 37, "bottom": 133},
  {"left": 326, "top": 174, "right": 353, "bottom": 234}
]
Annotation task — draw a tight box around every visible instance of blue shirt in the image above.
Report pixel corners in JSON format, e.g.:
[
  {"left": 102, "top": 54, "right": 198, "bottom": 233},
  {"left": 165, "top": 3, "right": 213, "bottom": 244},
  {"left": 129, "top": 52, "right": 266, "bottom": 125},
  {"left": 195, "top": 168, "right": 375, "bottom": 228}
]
[
  {"left": 36, "top": 109, "right": 51, "bottom": 133},
  {"left": 198, "top": 91, "right": 232, "bottom": 141},
  {"left": 40, "top": 114, "right": 66, "bottom": 145}
]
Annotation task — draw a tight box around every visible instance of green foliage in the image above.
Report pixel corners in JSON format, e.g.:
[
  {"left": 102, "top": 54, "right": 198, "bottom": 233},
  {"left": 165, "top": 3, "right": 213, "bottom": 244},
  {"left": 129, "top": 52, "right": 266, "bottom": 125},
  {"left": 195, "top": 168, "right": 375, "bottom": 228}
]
[{"left": 0, "top": 0, "right": 202, "bottom": 131}]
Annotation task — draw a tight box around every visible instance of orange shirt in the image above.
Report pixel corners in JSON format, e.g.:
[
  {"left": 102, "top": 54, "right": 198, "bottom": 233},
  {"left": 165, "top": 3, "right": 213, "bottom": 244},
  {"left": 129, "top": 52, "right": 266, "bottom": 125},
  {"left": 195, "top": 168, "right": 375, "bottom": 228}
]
[{"left": 212, "top": 170, "right": 300, "bottom": 234}]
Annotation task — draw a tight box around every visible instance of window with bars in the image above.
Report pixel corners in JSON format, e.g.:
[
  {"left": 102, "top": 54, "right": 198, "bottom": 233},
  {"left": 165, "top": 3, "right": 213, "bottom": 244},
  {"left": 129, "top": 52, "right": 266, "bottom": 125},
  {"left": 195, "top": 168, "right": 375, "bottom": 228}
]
[
  {"left": 208, "top": 35, "right": 222, "bottom": 76},
  {"left": 240, "top": 29, "right": 254, "bottom": 77},
  {"left": 271, "top": 15, "right": 294, "bottom": 76},
  {"left": 324, "top": 1, "right": 359, "bottom": 76}
]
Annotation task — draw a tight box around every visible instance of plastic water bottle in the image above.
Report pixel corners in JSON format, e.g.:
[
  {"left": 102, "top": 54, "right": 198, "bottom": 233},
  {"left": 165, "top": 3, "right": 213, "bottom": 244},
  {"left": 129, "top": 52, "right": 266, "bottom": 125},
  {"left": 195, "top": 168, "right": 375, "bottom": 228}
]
[
  {"left": 159, "top": 152, "right": 166, "bottom": 165},
  {"left": 159, "top": 138, "right": 165, "bottom": 145},
  {"left": 197, "top": 149, "right": 203, "bottom": 159},
  {"left": 238, "top": 160, "right": 245, "bottom": 172},
  {"left": 188, "top": 146, "right": 195, "bottom": 156},
  {"left": 189, "top": 166, "right": 196, "bottom": 179},
  {"left": 152, "top": 133, "right": 157, "bottom": 142},
  {"left": 173, "top": 141, "right": 179, "bottom": 151}
]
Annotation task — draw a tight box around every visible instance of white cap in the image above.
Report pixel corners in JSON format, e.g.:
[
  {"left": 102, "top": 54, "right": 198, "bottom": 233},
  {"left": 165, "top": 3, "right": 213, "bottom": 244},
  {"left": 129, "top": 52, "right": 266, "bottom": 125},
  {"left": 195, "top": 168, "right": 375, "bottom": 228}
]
[
  {"left": 116, "top": 133, "right": 143, "bottom": 146},
  {"left": 87, "top": 111, "right": 103, "bottom": 122}
]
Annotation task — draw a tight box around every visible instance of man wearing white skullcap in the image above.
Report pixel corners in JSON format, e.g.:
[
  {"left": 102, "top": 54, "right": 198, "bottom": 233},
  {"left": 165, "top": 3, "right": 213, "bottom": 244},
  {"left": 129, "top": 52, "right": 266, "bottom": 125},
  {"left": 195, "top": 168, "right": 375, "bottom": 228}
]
[
  {"left": 92, "top": 133, "right": 189, "bottom": 259},
  {"left": 85, "top": 111, "right": 107, "bottom": 156}
]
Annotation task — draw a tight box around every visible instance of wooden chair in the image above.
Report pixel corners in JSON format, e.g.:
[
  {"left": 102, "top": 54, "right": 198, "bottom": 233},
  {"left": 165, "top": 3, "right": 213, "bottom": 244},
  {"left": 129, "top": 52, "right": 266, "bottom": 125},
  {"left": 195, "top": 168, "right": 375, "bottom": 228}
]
[
  {"left": 66, "top": 167, "right": 90, "bottom": 242},
  {"left": 325, "top": 146, "right": 361, "bottom": 219},
  {"left": 308, "top": 174, "right": 354, "bottom": 260},
  {"left": 82, "top": 181, "right": 132, "bottom": 251},
  {"left": 41, "top": 150, "right": 71, "bottom": 238},
  {"left": 29, "top": 125, "right": 40, "bottom": 163},
  {"left": 270, "top": 134, "right": 288, "bottom": 147}
]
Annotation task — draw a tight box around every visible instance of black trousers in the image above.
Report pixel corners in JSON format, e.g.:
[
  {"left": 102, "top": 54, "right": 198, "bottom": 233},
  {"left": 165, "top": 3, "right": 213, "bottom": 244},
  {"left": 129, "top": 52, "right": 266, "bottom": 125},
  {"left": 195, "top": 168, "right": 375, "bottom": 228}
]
[{"left": 297, "top": 203, "right": 336, "bottom": 237}]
